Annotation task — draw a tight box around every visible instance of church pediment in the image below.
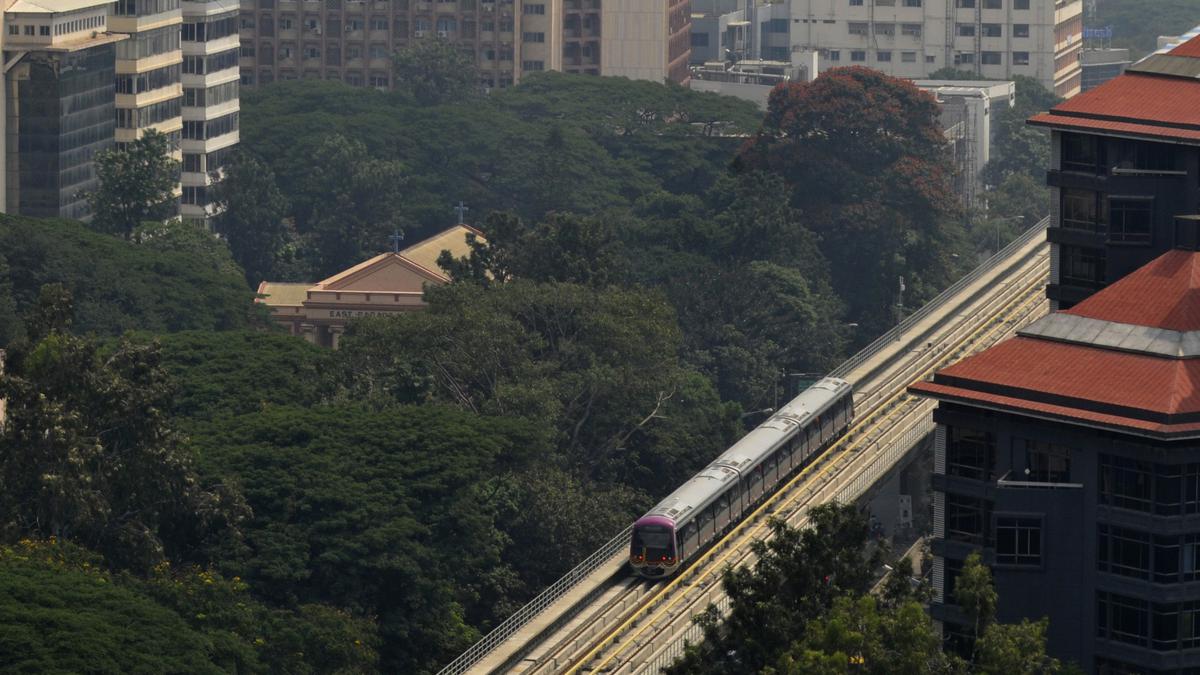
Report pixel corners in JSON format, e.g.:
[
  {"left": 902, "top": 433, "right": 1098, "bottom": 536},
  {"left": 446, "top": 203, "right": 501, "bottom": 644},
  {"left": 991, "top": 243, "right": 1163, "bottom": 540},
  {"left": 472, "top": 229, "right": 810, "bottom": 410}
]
[{"left": 316, "top": 253, "right": 447, "bottom": 293}]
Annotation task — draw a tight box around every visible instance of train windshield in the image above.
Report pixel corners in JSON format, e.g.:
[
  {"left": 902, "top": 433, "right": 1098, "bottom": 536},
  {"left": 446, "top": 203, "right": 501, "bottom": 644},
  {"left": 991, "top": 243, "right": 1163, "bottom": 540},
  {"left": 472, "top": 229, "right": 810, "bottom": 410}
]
[{"left": 631, "top": 525, "right": 674, "bottom": 556}]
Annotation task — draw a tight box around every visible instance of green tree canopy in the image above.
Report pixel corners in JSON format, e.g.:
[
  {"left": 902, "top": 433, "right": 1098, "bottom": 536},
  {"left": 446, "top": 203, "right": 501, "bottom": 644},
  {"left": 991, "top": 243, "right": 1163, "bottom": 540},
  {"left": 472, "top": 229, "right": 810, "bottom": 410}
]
[
  {"left": 213, "top": 150, "right": 291, "bottom": 285},
  {"left": 0, "top": 320, "right": 248, "bottom": 571},
  {"left": 0, "top": 214, "right": 255, "bottom": 336},
  {"left": 87, "top": 130, "right": 180, "bottom": 238},
  {"left": 392, "top": 36, "right": 480, "bottom": 105},
  {"left": 736, "top": 66, "right": 968, "bottom": 332}
]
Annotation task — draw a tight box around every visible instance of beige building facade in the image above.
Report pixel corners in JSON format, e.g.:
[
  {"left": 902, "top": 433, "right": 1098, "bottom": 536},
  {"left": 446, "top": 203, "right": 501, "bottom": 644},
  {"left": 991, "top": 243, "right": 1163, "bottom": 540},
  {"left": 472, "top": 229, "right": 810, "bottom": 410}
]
[
  {"left": 257, "top": 224, "right": 483, "bottom": 348},
  {"left": 789, "top": 0, "right": 1083, "bottom": 98},
  {"left": 238, "top": 0, "right": 691, "bottom": 90}
]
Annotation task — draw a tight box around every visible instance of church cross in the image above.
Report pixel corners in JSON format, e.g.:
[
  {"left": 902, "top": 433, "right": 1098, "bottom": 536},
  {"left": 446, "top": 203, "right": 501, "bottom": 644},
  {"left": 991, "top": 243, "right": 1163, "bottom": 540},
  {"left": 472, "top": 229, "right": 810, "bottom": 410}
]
[
  {"left": 389, "top": 229, "right": 404, "bottom": 253},
  {"left": 453, "top": 201, "right": 470, "bottom": 224}
]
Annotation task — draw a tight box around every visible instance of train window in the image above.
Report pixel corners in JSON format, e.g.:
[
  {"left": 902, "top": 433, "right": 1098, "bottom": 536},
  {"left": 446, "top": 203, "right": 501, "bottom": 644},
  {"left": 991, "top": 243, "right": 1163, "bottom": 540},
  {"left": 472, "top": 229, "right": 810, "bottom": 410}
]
[{"left": 717, "top": 495, "right": 729, "bottom": 512}]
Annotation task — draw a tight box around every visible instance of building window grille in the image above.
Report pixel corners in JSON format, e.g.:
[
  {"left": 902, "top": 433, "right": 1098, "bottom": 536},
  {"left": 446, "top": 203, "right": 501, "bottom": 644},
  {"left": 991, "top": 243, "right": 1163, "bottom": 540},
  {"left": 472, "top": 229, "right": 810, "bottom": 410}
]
[
  {"left": 901, "top": 51, "right": 916, "bottom": 62},
  {"left": 850, "top": 0, "right": 864, "bottom": 5},
  {"left": 955, "top": 52, "right": 975, "bottom": 65},
  {"left": 875, "top": 23, "right": 895, "bottom": 36},
  {"left": 522, "top": 31, "right": 544, "bottom": 42},
  {"left": 1107, "top": 197, "right": 1153, "bottom": 244},
  {"left": 876, "top": 50, "right": 891, "bottom": 62},
  {"left": 902, "top": 0, "right": 921, "bottom": 6},
  {"left": 901, "top": 23, "right": 922, "bottom": 37},
  {"left": 850, "top": 50, "right": 866, "bottom": 61},
  {"left": 957, "top": 23, "right": 975, "bottom": 37},
  {"left": 947, "top": 426, "right": 992, "bottom": 481},
  {"left": 523, "top": 3, "right": 544, "bottom": 13},
  {"left": 875, "top": 0, "right": 895, "bottom": 6},
  {"left": 827, "top": 50, "right": 840, "bottom": 61},
  {"left": 995, "top": 517, "right": 1040, "bottom": 566},
  {"left": 522, "top": 60, "right": 544, "bottom": 71},
  {"left": 848, "top": 22, "right": 868, "bottom": 36},
  {"left": 1098, "top": 592, "right": 1149, "bottom": 647}
]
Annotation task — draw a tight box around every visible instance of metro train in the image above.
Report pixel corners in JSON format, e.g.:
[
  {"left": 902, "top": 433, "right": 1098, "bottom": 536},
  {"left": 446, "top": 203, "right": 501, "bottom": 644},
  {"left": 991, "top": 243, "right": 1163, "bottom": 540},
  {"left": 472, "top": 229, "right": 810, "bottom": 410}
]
[{"left": 629, "top": 377, "right": 854, "bottom": 578}]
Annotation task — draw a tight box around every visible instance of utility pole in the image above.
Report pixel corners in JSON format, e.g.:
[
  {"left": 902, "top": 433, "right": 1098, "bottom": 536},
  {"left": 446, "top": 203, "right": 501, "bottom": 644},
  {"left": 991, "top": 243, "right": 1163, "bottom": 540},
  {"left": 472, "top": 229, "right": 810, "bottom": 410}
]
[{"left": 896, "top": 275, "right": 906, "bottom": 342}]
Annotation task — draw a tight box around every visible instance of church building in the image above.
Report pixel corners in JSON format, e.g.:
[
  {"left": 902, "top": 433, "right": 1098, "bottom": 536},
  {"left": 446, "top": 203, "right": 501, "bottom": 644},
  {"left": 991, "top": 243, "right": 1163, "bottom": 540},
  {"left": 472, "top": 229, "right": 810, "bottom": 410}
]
[{"left": 256, "top": 224, "right": 483, "bottom": 348}]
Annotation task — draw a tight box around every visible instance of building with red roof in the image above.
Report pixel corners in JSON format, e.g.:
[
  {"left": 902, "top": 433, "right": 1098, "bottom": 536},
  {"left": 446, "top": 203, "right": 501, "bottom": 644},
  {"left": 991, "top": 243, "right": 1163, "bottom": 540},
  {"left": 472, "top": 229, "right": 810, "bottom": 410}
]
[
  {"left": 912, "top": 241, "right": 1200, "bottom": 672},
  {"left": 1027, "top": 34, "right": 1200, "bottom": 310}
]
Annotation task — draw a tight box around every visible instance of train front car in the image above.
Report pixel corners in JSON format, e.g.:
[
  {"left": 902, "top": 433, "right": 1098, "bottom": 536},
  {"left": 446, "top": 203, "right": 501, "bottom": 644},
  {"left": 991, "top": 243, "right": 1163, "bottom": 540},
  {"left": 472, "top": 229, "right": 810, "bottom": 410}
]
[{"left": 629, "top": 515, "right": 679, "bottom": 578}]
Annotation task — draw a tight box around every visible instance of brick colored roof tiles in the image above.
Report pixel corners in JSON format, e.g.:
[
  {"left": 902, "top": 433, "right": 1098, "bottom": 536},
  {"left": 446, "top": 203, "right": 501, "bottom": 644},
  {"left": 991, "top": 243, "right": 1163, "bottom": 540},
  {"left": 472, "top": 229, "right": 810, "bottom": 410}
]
[
  {"left": 1066, "top": 249, "right": 1200, "bottom": 331},
  {"left": 911, "top": 250, "right": 1200, "bottom": 437},
  {"left": 1169, "top": 34, "right": 1200, "bottom": 58},
  {"left": 1026, "top": 59, "right": 1200, "bottom": 144}
]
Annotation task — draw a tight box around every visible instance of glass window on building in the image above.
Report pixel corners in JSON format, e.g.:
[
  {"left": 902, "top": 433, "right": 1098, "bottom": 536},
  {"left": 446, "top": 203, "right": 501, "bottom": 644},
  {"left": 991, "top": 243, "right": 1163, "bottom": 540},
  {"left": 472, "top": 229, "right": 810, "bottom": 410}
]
[
  {"left": 1013, "top": 23, "right": 1029, "bottom": 38},
  {"left": 901, "top": 23, "right": 922, "bottom": 37},
  {"left": 982, "top": 23, "right": 1001, "bottom": 37},
  {"left": 1013, "top": 51, "right": 1030, "bottom": 65},
  {"left": 1107, "top": 197, "right": 1153, "bottom": 244},
  {"left": 851, "top": 50, "right": 866, "bottom": 61},
  {"left": 1097, "top": 592, "right": 1150, "bottom": 647},
  {"left": 957, "top": 23, "right": 975, "bottom": 37},
  {"left": 875, "top": 23, "right": 895, "bottom": 36},
  {"left": 995, "top": 517, "right": 1040, "bottom": 566},
  {"left": 1020, "top": 438, "right": 1071, "bottom": 482},
  {"left": 981, "top": 51, "right": 1002, "bottom": 64},
  {"left": 877, "top": 50, "right": 891, "bottom": 62},
  {"left": 1098, "top": 524, "right": 1151, "bottom": 580},
  {"left": 1061, "top": 188, "right": 1105, "bottom": 233},
  {"left": 827, "top": 50, "right": 840, "bottom": 61},
  {"left": 1111, "top": 139, "right": 1177, "bottom": 172},
  {"left": 1062, "top": 132, "right": 1099, "bottom": 172},
  {"left": 848, "top": 22, "right": 868, "bottom": 36},
  {"left": 902, "top": 51, "right": 916, "bottom": 62},
  {"left": 1060, "top": 245, "right": 1107, "bottom": 289},
  {"left": 947, "top": 426, "right": 993, "bottom": 481},
  {"left": 903, "top": 0, "right": 922, "bottom": 6},
  {"left": 1014, "top": 0, "right": 1028, "bottom": 8},
  {"left": 945, "top": 494, "right": 989, "bottom": 544},
  {"left": 1099, "top": 454, "right": 1151, "bottom": 512}
]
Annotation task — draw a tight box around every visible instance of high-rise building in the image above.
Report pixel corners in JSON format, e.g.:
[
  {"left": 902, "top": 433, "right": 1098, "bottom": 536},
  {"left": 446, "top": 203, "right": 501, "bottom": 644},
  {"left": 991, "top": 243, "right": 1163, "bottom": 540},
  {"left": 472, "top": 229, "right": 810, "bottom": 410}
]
[
  {"left": 1, "top": 0, "right": 124, "bottom": 218},
  {"left": 787, "top": 0, "right": 1083, "bottom": 98},
  {"left": 110, "top": 0, "right": 183, "bottom": 155},
  {"left": 180, "top": 0, "right": 239, "bottom": 224},
  {"left": 238, "top": 0, "right": 691, "bottom": 90},
  {"left": 1028, "top": 35, "right": 1200, "bottom": 309}
]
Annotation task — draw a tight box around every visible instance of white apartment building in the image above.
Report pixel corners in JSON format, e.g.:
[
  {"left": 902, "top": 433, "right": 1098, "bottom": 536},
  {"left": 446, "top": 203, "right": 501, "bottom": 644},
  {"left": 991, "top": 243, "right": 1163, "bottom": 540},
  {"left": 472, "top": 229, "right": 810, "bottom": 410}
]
[
  {"left": 180, "top": 0, "right": 238, "bottom": 224},
  {"left": 789, "top": 0, "right": 1083, "bottom": 97}
]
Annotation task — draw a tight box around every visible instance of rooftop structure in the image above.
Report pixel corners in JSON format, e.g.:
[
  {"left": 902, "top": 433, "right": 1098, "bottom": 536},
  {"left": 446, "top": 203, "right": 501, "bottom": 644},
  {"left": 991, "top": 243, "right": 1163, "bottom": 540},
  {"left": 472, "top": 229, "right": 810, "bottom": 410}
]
[
  {"left": 257, "top": 224, "right": 483, "bottom": 348},
  {"left": 1028, "top": 34, "right": 1200, "bottom": 309}
]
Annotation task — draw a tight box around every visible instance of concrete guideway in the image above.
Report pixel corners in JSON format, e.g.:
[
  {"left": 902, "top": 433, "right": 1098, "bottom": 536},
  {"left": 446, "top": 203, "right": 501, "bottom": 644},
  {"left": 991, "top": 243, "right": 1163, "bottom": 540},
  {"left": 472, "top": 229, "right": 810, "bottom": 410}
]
[{"left": 439, "top": 219, "right": 1051, "bottom": 675}]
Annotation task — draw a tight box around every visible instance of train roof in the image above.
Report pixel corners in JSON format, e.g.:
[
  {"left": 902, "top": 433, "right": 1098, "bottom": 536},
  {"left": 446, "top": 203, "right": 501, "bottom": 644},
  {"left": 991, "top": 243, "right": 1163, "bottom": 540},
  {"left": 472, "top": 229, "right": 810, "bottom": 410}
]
[{"left": 638, "top": 377, "right": 851, "bottom": 526}]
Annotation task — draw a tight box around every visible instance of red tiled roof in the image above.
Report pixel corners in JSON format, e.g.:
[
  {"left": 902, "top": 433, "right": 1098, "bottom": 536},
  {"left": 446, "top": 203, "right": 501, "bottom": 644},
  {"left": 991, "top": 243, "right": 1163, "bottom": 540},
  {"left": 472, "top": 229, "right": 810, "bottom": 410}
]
[
  {"left": 1027, "top": 112, "right": 1200, "bottom": 143},
  {"left": 1066, "top": 249, "right": 1200, "bottom": 331},
  {"left": 1026, "top": 63, "right": 1200, "bottom": 145},
  {"left": 924, "top": 337, "right": 1200, "bottom": 418},
  {"left": 910, "top": 249, "right": 1200, "bottom": 437},
  {"left": 909, "top": 381, "right": 1200, "bottom": 437},
  {"left": 1170, "top": 34, "right": 1200, "bottom": 58}
]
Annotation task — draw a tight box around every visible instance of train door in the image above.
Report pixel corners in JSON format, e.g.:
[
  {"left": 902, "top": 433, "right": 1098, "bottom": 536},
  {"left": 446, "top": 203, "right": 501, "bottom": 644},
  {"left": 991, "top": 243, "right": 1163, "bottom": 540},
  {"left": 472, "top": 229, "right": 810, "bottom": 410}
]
[
  {"left": 731, "top": 481, "right": 745, "bottom": 520},
  {"left": 749, "top": 464, "right": 763, "bottom": 502},
  {"left": 678, "top": 521, "right": 697, "bottom": 561},
  {"left": 714, "top": 493, "right": 731, "bottom": 531},
  {"left": 764, "top": 451, "right": 779, "bottom": 491},
  {"left": 698, "top": 506, "right": 715, "bottom": 547}
]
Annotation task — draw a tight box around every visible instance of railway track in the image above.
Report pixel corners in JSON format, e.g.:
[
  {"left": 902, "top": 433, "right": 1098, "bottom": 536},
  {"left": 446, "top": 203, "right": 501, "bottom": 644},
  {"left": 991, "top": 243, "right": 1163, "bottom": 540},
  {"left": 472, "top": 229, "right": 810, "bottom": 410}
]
[{"left": 443, "top": 221, "right": 1052, "bottom": 675}]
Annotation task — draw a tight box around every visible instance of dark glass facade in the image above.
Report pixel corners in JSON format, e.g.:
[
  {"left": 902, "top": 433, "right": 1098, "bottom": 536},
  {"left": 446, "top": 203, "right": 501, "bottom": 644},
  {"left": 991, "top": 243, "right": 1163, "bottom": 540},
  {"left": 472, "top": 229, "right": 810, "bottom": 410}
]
[
  {"left": 1047, "top": 131, "right": 1200, "bottom": 309},
  {"left": 7, "top": 45, "right": 116, "bottom": 220},
  {"left": 932, "top": 403, "right": 1200, "bottom": 672}
]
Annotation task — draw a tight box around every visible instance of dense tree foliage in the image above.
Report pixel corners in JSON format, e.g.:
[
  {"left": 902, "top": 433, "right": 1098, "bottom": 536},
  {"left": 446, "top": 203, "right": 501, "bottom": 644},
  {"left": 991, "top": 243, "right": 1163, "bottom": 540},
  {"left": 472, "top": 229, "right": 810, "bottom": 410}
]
[
  {"left": 87, "top": 130, "right": 180, "bottom": 238},
  {"left": 0, "top": 215, "right": 254, "bottom": 340},
  {"left": 669, "top": 507, "right": 1069, "bottom": 675},
  {"left": 0, "top": 315, "right": 247, "bottom": 571},
  {"left": 213, "top": 150, "right": 291, "bottom": 285},
  {"left": 0, "top": 539, "right": 379, "bottom": 673},
  {"left": 392, "top": 37, "right": 480, "bottom": 105},
  {"left": 735, "top": 67, "right": 969, "bottom": 332},
  {"left": 1096, "top": 0, "right": 1198, "bottom": 58}
]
